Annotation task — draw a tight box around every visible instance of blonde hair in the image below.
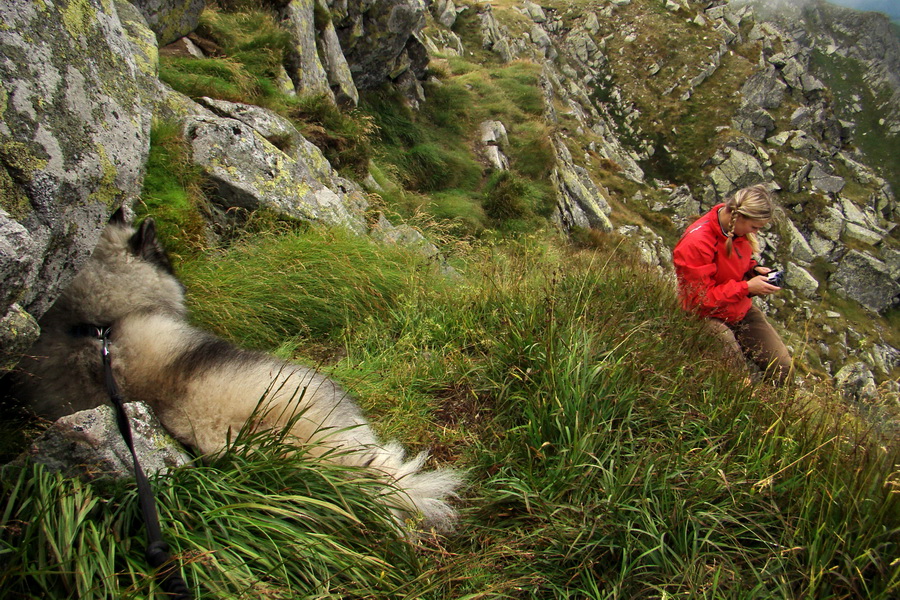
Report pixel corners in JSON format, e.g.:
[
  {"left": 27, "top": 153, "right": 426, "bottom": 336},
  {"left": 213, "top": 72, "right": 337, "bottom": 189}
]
[{"left": 724, "top": 184, "right": 774, "bottom": 257}]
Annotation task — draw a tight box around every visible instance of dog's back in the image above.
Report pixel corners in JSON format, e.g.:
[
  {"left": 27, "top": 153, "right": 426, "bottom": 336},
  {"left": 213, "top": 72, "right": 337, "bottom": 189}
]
[{"left": 10, "top": 214, "right": 461, "bottom": 529}]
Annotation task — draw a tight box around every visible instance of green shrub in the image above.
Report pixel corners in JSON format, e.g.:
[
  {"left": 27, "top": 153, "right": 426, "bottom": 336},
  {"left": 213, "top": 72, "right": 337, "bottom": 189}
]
[{"left": 482, "top": 170, "right": 529, "bottom": 221}]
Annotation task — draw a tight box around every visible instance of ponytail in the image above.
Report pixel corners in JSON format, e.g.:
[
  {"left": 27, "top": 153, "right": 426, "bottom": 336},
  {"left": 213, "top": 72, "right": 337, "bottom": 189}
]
[{"left": 723, "top": 184, "right": 774, "bottom": 257}]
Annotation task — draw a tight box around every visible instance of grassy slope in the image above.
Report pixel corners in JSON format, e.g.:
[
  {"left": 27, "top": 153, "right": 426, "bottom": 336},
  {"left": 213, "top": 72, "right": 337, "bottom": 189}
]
[{"left": 2, "top": 2, "right": 899, "bottom": 598}]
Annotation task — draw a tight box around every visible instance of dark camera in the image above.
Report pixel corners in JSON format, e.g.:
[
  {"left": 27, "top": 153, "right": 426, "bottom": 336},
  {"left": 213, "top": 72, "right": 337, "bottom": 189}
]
[{"left": 767, "top": 271, "right": 785, "bottom": 287}]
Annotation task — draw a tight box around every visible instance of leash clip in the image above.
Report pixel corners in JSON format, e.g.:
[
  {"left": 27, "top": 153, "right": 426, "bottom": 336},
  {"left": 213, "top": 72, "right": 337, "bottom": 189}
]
[{"left": 97, "top": 326, "right": 112, "bottom": 357}]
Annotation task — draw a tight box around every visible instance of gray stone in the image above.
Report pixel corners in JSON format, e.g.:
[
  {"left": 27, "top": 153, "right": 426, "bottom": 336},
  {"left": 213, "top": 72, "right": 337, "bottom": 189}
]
[
  {"left": 0, "top": 303, "right": 40, "bottom": 372},
  {"left": 834, "top": 362, "right": 878, "bottom": 404},
  {"left": 831, "top": 250, "right": 900, "bottom": 313},
  {"left": 843, "top": 222, "right": 884, "bottom": 246},
  {"left": 530, "top": 25, "right": 552, "bottom": 49},
  {"left": 432, "top": 0, "right": 459, "bottom": 28},
  {"left": 708, "top": 148, "right": 767, "bottom": 198},
  {"left": 369, "top": 214, "right": 439, "bottom": 258},
  {"left": 522, "top": 1, "right": 546, "bottom": 23},
  {"left": 869, "top": 344, "right": 900, "bottom": 379},
  {"left": 479, "top": 120, "right": 510, "bottom": 171},
  {"left": 808, "top": 232, "right": 836, "bottom": 259},
  {"left": 551, "top": 137, "right": 613, "bottom": 233},
  {"left": 807, "top": 164, "right": 845, "bottom": 194},
  {"left": 333, "top": 0, "right": 428, "bottom": 90},
  {"left": 881, "top": 246, "right": 900, "bottom": 279},
  {"left": 317, "top": 0, "right": 359, "bottom": 106},
  {"left": 733, "top": 106, "right": 776, "bottom": 140},
  {"left": 812, "top": 205, "right": 845, "bottom": 241},
  {"left": 784, "top": 220, "right": 816, "bottom": 264},
  {"left": 12, "top": 402, "right": 192, "bottom": 479},
  {"left": 184, "top": 113, "right": 367, "bottom": 232},
  {"left": 282, "top": 0, "right": 335, "bottom": 102},
  {"left": 0, "top": 0, "right": 153, "bottom": 374},
  {"left": 740, "top": 66, "right": 787, "bottom": 110},
  {"left": 785, "top": 263, "right": 819, "bottom": 297}
]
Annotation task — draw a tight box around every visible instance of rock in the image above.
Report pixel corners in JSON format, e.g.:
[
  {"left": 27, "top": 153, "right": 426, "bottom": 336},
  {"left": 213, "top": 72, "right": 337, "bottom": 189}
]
[
  {"left": 708, "top": 148, "right": 768, "bottom": 199},
  {"left": 740, "top": 66, "right": 787, "bottom": 110},
  {"left": 183, "top": 110, "right": 368, "bottom": 233},
  {"left": 785, "top": 263, "right": 819, "bottom": 297},
  {"left": 369, "top": 214, "right": 439, "bottom": 258},
  {"left": 333, "top": 0, "right": 428, "bottom": 90},
  {"left": 834, "top": 362, "right": 878, "bottom": 404},
  {"left": 316, "top": 0, "right": 360, "bottom": 106},
  {"left": 530, "top": 25, "right": 552, "bottom": 50},
  {"left": 522, "top": 1, "right": 546, "bottom": 23},
  {"left": 617, "top": 225, "right": 672, "bottom": 272},
  {"left": 479, "top": 121, "right": 510, "bottom": 171},
  {"left": 281, "top": 0, "right": 335, "bottom": 102},
  {"left": 128, "top": 0, "right": 205, "bottom": 46},
  {"left": 11, "top": 402, "right": 192, "bottom": 479},
  {"left": 843, "top": 222, "right": 884, "bottom": 246},
  {"left": 881, "top": 246, "right": 900, "bottom": 279},
  {"left": 733, "top": 106, "right": 776, "bottom": 140},
  {"left": 812, "top": 205, "right": 844, "bottom": 241},
  {"left": 869, "top": 344, "right": 900, "bottom": 379},
  {"left": 664, "top": 185, "right": 701, "bottom": 230},
  {"left": 807, "top": 163, "right": 844, "bottom": 195},
  {"left": 831, "top": 250, "right": 900, "bottom": 313},
  {"left": 551, "top": 137, "right": 613, "bottom": 233},
  {"left": 0, "top": 0, "right": 153, "bottom": 374},
  {"left": 432, "top": 0, "right": 460, "bottom": 28},
  {"left": 783, "top": 219, "right": 816, "bottom": 264},
  {"left": 0, "top": 302, "right": 40, "bottom": 372}
]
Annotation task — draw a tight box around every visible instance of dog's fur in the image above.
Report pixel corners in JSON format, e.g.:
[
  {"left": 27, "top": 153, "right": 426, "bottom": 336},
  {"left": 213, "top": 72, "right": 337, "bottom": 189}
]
[{"left": 9, "top": 214, "right": 460, "bottom": 529}]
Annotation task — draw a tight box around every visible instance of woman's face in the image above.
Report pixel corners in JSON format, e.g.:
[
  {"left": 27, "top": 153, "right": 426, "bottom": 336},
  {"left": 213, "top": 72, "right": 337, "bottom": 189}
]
[{"left": 733, "top": 215, "right": 769, "bottom": 237}]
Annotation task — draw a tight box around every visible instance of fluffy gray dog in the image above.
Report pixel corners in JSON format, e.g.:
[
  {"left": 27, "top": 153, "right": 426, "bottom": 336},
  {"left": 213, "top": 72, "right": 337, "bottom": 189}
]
[{"left": 10, "top": 212, "right": 461, "bottom": 530}]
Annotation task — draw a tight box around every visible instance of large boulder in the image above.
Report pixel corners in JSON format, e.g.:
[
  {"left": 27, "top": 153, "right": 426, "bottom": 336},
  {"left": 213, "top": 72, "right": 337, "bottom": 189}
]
[
  {"left": 333, "top": 0, "right": 428, "bottom": 90},
  {"left": 0, "top": 0, "right": 154, "bottom": 374},
  {"left": 831, "top": 250, "right": 900, "bottom": 314},
  {"left": 184, "top": 99, "right": 368, "bottom": 233}
]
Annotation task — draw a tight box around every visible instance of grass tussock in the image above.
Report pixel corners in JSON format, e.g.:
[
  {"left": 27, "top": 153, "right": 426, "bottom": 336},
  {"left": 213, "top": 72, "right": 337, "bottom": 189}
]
[{"left": 2, "top": 224, "right": 898, "bottom": 598}]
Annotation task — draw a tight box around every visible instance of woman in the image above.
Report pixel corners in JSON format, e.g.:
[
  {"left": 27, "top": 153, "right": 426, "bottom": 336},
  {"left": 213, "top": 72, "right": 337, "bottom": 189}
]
[{"left": 672, "top": 184, "right": 792, "bottom": 385}]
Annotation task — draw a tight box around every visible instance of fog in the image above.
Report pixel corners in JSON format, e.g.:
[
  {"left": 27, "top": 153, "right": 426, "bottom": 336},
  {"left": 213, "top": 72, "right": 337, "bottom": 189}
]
[{"left": 737, "top": 0, "right": 900, "bottom": 21}]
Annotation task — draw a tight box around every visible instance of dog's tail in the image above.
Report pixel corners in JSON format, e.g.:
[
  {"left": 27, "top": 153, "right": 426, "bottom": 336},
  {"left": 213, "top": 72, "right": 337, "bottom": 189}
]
[{"left": 365, "top": 442, "right": 463, "bottom": 531}]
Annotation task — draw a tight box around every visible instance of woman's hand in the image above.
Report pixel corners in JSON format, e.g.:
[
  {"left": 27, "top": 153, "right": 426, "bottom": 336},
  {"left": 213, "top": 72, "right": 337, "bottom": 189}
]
[{"left": 747, "top": 274, "right": 780, "bottom": 296}]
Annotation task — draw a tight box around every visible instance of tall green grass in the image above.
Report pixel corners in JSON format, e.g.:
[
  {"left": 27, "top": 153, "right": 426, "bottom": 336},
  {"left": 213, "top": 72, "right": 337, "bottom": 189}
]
[
  {"left": 0, "top": 435, "right": 419, "bottom": 598},
  {"left": 176, "top": 227, "right": 433, "bottom": 351},
  {"left": 2, "top": 225, "right": 897, "bottom": 598}
]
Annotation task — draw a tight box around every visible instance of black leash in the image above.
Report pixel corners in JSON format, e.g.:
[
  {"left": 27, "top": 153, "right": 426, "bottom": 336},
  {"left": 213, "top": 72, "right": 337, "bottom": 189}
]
[{"left": 91, "top": 326, "right": 192, "bottom": 599}]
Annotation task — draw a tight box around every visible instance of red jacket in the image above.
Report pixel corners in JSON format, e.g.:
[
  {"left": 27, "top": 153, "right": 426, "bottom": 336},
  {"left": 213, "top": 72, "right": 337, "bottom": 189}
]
[{"left": 673, "top": 204, "right": 757, "bottom": 323}]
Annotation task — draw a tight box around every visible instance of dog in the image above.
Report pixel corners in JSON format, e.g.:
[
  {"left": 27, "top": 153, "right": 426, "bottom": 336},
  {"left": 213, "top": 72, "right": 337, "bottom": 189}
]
[{"left": 8, "top": 211, "right": 461, "bottom": 530}]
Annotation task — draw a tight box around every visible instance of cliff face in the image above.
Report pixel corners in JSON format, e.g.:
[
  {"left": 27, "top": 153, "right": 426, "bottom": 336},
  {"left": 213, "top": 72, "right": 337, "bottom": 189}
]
[{"left": 1, "top": 0, "right": 897, "bottom": 392}]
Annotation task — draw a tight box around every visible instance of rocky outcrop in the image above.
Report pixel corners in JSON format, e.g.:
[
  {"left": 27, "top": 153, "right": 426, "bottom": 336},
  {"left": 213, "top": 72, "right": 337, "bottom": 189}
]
[
  {"left": 0, "top": 0, "right": 153, "bottom": 374},
  {"left": 332, "top": 0, "right": 429, "bottom": 95},
  {"left": 186, "top": 97, "right": 369, "bottom": 233},
  {"left": 551, "top": 136, "right": 613, "bottom": 233}
]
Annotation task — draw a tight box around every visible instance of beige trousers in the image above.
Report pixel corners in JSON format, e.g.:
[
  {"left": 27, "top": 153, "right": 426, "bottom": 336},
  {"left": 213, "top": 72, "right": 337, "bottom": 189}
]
[{"left": 706, "top": 306, "right": 792, "bottom": 386}]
